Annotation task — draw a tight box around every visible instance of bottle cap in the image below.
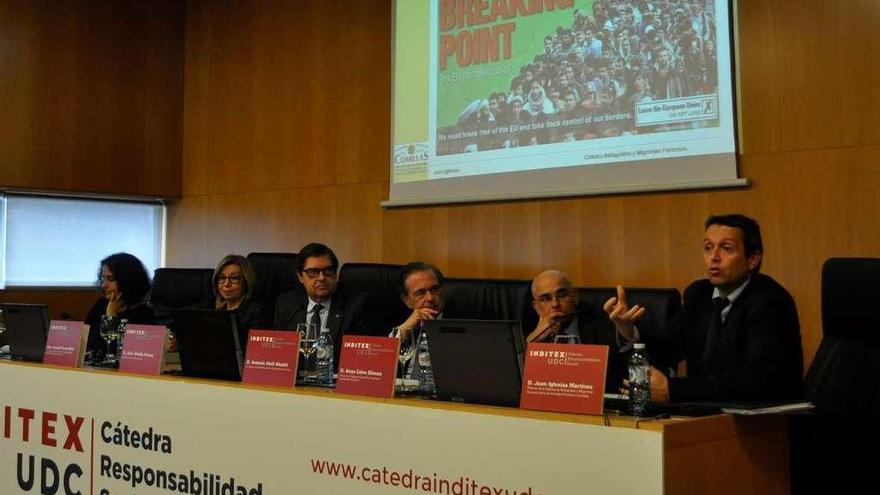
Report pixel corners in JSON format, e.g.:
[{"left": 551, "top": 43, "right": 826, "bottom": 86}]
[{"left": 634, "top": 342, "right": 646, "bottom": 349}]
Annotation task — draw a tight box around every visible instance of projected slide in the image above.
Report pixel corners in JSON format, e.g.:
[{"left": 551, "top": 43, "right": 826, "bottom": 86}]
[{"left": 388, "top": 0, "right": 741, "bottom": 206}]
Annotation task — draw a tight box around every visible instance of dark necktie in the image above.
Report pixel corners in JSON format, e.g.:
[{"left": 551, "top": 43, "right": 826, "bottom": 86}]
[
  {"left": 310, "top": 304, "right": 323, "bottom": 333},
  {"left": 702, "top": 296, "right": 730, "bottom": 367},
  {"left": 303, "top": 304, "right": 323, "bottom": 374}
]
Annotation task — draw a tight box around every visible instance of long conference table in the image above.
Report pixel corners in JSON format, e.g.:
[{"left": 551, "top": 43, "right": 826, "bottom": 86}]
[{"left": 0, "top": 360, "right": 789, "bottom": 495}]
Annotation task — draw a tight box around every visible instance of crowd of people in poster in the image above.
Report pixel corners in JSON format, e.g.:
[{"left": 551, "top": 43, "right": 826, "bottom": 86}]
[{"left": 437, "top": 0, "right": 720, "bottom": 155}]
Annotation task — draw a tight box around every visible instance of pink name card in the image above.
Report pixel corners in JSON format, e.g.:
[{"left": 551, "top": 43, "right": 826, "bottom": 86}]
[
  {"left": 520, "top": 343, "right": 609, "bottom": 415},
  {"left": 43, "top": 321, "right": 89, "bottom": 368},
  {"left": 242, "top": 330, "right": 300, "bottom": 387},
  {"left": 119, "top": 324, "right": 168, "bottom": 376},
  {"left": 336, "top": 336, "right": 399, "bottom": 398}
]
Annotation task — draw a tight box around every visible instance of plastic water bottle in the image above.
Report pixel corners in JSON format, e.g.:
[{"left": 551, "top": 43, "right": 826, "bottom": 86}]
[
  {"left": 416, "top": 331, "right": 435, "bottom": 394},
  {"left": 114, "top": 319, "right": 129, "bottom": 364},
  {"left": 315, "top": 328, "right": 335, "bottom": 385},
  {"left": 628, "top": 343, "right": 651, "bottom": 417}
]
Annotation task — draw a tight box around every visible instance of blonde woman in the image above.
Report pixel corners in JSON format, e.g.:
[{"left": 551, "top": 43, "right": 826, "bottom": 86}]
[{"left": 211, "top": 254, "right": 270, "bottom": 342}]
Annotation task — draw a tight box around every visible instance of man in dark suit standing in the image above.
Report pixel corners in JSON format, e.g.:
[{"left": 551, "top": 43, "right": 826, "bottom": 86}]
[
  {"left": 605, "top": 214, "right": 803, "bottom": 403},
  {"left": 527, "top": 270, "right": 642, "bottom": 391},
  {"left": 273, "top": 243, "right": 386, "bottom": 369}
]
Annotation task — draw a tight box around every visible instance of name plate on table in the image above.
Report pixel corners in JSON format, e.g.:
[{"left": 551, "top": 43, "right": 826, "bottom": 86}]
[
  {"left": 119, "top": 325, "right": 168, "bottom": 376},
  {"left": 43, "top": 321, "right": 89, "bottom": 368},
  {"left": 242, "top": 330, "right": 300, "bottom": 387},
  {"left": 336, "top": 336, "right": 399, "bottom": 398},
  {"left": 520, "top": 343, "right": 608, "bottom": 415}
]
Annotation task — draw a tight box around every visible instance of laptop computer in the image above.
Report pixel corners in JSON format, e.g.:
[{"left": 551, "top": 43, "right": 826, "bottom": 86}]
[
  {"left": 422, "top": 319, "right": 525, "bottom": 407},
  {"left": 170, "top": 309, "right": 242, "bottom": 381},
  {"left": 1, "top": 303, "right": 50, "bottom": 362}
]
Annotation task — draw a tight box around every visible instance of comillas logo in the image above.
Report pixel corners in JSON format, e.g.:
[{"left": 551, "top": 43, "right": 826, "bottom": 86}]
[{"left": 393, "top": 143, "right": 429, "bottom": 165}]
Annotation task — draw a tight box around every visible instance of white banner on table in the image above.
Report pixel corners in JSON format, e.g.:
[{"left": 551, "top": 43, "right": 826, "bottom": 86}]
[{"left": 0, "top": 363, "right": 663, "bottom": 494}]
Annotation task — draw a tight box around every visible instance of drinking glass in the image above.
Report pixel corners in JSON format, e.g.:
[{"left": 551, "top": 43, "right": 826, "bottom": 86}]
[
  {"left": 0, "top": 308, "right": 6, "bottom": 350},
  {"left": 397, "top": 328, "right": 416, "bottom": 386},
  {"left": 297, "top": 323, "right": 318, "bottom": 381},
  {"left": 99, "top": 315, "right": 121, "bottom": 366},
  {"left": 553, "top": 334, "right": 581, "bottom": 345}
]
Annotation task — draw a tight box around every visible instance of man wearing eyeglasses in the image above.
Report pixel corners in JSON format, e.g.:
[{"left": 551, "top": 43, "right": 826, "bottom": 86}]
[
  {"left": 528, "top": 270, "right": 640, "bottom": 391},
  {"left": 273, "top": 243, "right": 386, "bottom": 368}
]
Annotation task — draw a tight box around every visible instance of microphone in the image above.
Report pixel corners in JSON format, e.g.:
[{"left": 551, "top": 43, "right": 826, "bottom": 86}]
[
  {"left": 534, "top": 310, "right": 583, "bottom": 342},
  {"left": 539, "top": 318, "right": 562, "bottom": 338}
]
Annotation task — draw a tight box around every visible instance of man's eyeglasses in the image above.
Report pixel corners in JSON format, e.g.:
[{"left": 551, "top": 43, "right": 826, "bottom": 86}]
[
  {"left": 217, "top": 276, "right": 243, "bottom": 285},
  {"left": 410, "top": 285, "right": 442, "bottom": 299},
  {"left": 302, "top": 267, "right": 337, "bottom": 279},
  {"left": 535, "top": 288, "right": 574, "bottom": 305}
]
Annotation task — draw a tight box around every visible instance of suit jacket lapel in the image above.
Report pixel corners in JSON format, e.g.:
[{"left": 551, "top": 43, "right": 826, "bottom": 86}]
[
  {"left": 721, "top": 279, "right": 756, "bottom": 341},
  {"left": 286, "top": 298, "right": 308, "bottom": 331},
  {"left": 693, "top": 293, "right": 716, "bottom": 357},
  {"left": 327, "top": 291, "right": 345, "bottom": 340}
]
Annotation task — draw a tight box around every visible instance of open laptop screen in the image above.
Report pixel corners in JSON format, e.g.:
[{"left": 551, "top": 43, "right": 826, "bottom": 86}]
[
  {"left": 422, "top": 319, "right": 525, "bottom": 407},
  {"left": 170, "top": 309, "right": 242, "bottom": 381},
  {"left": 1, "top": 303, "right": 50, "bottom": 362}
]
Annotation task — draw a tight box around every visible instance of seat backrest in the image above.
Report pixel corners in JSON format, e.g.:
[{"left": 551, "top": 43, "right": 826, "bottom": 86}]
[
  {"left": 520, "top": 287, "right": 682, "bottom": 338},
  {"left": 442, "top": 278, "right": 532, "bottom": 321},
  {"left": 338, "top": 263, "right": 409, "bottom": 328},
  {"left": 580, "top": 287, "right": 681, "bottom": 339},
  {"left": 246, "top": 252, "right": 301, "bottom": 312},
  {"left": 821, "top": 257, "right": 880, "bottom": 341},
  {"left": 150, "top": 268, "right": 214, "bottom": 326},
  {"left": 805, "top": 258, "right": 880, "bottom": 415}
]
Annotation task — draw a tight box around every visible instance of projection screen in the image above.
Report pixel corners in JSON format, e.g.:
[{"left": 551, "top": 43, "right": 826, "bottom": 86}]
[{"left": 384, "top": 0, "right": 744, "bottom": 207}]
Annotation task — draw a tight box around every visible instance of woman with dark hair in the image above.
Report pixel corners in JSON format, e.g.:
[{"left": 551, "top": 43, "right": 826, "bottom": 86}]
[
  {"left": 209, "top": 254, "right": 270, "bottom": 343},
  {"left": 84, "top": 252, "right": 156, "bottom": 357}
]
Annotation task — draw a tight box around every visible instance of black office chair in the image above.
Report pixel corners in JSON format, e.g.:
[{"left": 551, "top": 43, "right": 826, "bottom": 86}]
[
  {"left": 246, "top": 252, "right": 301, "bottom": 316},
  {"left": 338, "top": 262, "right": 408, "bottom": 328},
  {"left": 519, "top": 287, "right": 682, "bottom": 347},
  {"left": 150, "top": 268, "right": 214, "bottom": 326},
  {"left": 791, "top": 258, "right": 880, "bottom": 494},
  {"left": 804, "top": 257, "right": 880, "bottom": 415},
  {"left": 442, "top": 277, "right": 531, "bottom": 321}
]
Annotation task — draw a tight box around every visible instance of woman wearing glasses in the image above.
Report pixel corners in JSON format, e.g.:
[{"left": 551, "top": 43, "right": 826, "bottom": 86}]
[
  {"left": 210, "top": 254, "right": 270, "bottom": 342},
  {"left": 85, "top": 252, "right": 156, "bottom": 358}
]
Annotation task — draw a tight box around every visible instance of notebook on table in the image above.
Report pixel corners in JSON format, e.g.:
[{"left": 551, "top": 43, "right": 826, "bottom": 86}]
[
  {"left": 170, "top": 309, "right": 242, "bottom": 381},
  {"left": 422, "top": 319, "right": 525, "bottom": 407},
  {"left": 1, "top": 303, "right": 50, "bottom": 362}
]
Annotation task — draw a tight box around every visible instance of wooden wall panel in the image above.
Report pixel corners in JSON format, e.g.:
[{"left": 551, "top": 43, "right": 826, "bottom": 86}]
[
  {"left": 0, "top": 0, "right": 184, "bottom": 197},
  {"left": 169, "top": 0, "right": 880, "bottom": 368},
  {"left": 738, "top": 0, "right": 880, "bottom": 153},
  {"left": 182, "top": 0, "right": 389, "bottom": 198},
  {"left": 0, "top": 289, "right": 99, "bottom": 321}
]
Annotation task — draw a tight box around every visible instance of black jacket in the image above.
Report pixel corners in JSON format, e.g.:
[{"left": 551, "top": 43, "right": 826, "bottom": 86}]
[
  {"left": 647, "top": 273, "right": 803, "bottom": 402},
  {"left": 273, "top": 286, "right": 387, "bottom": 368},
  {"left": 84, "top": 297, "right": 156, "bottom": 355}
]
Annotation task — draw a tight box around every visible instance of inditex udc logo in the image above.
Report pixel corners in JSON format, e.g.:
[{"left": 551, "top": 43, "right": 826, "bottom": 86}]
[
  {"left": 393, "top": 143, "right": 429, "bottom": 166},
  {"left": 4, "top": 405, "right": 87, "bottom": 495},
  {"left": 343, "top": 342, "right": 370, "bottom": 350},
  {"left": 530, "top": 349, "right": 568, "bottom": 366}
]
